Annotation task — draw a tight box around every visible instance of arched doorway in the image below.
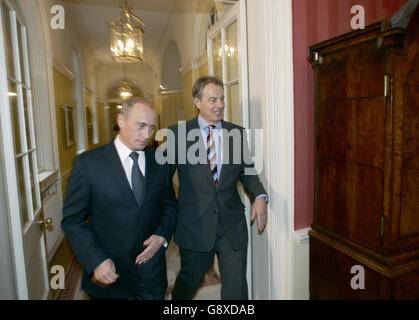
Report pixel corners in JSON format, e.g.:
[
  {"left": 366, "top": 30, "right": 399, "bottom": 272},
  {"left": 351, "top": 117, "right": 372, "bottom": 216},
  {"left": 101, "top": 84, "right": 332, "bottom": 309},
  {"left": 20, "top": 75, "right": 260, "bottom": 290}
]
[{"left": 101, "top": 82, "right": 144, "bottom": 144}]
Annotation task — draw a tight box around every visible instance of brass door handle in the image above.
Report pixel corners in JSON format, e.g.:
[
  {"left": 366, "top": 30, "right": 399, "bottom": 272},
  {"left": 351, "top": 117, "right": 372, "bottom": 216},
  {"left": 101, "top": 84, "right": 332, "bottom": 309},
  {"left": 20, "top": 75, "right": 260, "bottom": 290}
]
[{"left": 37, "top": 217, "right": 53, "bottom": 226}]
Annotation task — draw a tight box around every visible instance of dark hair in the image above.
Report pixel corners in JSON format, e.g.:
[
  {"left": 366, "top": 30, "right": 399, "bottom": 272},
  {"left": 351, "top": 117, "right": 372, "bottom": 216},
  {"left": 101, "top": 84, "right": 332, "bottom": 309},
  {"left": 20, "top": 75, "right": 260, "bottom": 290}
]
[
  {"left": 192, "top": 76, "right": 224, "bottom": 100},
  {"left": 120, "top": 97, "right": 154, "bottom": 116}
]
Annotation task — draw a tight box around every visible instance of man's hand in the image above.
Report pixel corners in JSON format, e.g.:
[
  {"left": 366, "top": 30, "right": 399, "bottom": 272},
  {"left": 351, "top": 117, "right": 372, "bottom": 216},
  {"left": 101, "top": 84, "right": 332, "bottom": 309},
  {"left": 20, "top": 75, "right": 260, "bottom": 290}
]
[
  {"left": 135, "top": 235, "right": 165, "bottom": 265},
  {"left": 92, "top": 258, "right": 119, "bottom": 286},
  {"left": 251, "top": 197, "right": 268, "bottom": 233}
]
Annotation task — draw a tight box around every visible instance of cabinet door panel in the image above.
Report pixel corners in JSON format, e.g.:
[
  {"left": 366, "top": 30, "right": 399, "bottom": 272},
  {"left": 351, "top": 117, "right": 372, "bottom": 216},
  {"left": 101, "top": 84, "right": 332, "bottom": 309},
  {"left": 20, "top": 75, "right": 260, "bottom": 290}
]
[
  {"left": 317, "top": 43, "right": 385, "bottom": 101},
  {"left": 400, "top": 63, "right": 419, "bottom": 237},
  {"left": 317, "top": 160, "right": 383, "bottom": 250},
  {"left": 317, "top": 100, "right": 353, "bottom": 162},
  {"left": 353, "top": 97, "right": 386, "bottom": 168}
]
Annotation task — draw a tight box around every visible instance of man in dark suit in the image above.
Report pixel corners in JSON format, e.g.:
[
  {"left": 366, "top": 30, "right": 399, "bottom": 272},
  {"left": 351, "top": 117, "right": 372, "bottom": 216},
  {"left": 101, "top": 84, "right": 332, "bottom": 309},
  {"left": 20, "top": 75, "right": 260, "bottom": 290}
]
[
  {"left": 169, "top": 76, "right": 268, "bottom": 300},
  {"left": 62, "top": 97, "right": 177, "bottom": 300}
]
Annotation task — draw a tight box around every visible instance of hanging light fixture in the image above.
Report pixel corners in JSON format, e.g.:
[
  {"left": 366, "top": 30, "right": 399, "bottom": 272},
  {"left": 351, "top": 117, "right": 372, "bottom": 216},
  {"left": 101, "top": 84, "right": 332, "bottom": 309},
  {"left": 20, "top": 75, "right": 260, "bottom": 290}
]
[{"left": 109, "top": 0, "right": 145, "bottom": 63}]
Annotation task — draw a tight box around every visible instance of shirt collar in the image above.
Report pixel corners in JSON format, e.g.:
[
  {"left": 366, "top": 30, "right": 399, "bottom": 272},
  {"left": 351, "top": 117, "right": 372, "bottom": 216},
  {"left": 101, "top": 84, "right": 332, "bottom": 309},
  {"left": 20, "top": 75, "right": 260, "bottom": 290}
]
[
  {"left": 197, "top": 114, "right": 222, "bottom": 131},
  {"left": 114, "top": 135, "right": 144, "bottom": 162}
]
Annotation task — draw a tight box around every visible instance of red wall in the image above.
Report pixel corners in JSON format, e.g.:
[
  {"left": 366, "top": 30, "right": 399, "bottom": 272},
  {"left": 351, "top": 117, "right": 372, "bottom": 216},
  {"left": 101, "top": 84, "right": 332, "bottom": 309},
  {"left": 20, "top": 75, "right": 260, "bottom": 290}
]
[{"left": 292, "top": 0, "right": 409, "bottom": 230}]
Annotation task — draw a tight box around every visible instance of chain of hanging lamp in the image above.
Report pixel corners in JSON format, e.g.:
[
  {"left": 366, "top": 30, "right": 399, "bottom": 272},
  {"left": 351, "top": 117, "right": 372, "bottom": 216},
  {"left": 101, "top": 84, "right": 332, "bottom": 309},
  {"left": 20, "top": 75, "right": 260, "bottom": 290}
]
[{"left": 109, "top": 0, "right": 143, "bottom": 100}]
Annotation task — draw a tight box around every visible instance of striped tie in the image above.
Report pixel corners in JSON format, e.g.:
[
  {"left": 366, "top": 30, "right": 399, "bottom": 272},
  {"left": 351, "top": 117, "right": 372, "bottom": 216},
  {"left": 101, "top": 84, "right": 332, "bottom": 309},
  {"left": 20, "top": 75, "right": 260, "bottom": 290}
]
[{"left": 207, "top": 125, "right": 218, "bottom": 186}]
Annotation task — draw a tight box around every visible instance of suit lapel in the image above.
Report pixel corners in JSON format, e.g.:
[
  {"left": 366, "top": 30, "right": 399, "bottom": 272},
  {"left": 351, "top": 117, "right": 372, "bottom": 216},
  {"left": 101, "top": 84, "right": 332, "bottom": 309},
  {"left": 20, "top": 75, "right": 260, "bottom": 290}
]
[
  {"left": 217, "top": 120, "right": 235, "bottom": 187},
  {"left": 137, "top": 147, "right": 154, "bottom": 210}
]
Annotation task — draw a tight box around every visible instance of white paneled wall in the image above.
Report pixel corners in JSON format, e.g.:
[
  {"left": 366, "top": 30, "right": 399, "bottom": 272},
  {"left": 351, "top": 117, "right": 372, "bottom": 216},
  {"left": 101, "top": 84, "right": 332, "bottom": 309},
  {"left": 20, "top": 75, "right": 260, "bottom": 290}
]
[{"left": 247, "top": 0, "right": 295, "bottom": 300}]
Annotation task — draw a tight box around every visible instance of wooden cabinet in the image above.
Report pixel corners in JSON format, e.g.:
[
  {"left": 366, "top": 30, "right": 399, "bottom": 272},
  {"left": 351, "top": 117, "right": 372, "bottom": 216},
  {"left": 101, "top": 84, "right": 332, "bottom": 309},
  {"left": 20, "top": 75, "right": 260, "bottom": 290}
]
[{"left": 308, "top": 3, "right": 419, "bottom": 299}]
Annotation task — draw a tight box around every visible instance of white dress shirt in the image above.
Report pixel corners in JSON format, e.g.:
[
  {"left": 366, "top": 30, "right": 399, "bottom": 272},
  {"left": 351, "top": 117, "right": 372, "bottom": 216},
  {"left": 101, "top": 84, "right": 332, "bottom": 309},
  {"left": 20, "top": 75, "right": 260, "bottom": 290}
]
[{"left": 114, "top": 135, "right": 146, "bottom": 188}]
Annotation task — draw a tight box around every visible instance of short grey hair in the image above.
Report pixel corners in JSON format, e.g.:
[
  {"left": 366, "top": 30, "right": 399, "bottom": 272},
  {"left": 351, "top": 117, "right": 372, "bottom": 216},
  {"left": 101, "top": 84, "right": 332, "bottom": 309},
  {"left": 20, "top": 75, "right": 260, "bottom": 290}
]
[{"left": 120, "top": 97, "right": 154, "bottom": 117}]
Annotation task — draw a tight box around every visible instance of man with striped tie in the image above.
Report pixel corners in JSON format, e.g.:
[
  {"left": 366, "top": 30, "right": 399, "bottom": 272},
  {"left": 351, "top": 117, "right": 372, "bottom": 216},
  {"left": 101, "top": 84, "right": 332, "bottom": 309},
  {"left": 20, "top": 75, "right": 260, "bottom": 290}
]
[{"left": 169, "top": 76, "right": 268, "bottom": 300}]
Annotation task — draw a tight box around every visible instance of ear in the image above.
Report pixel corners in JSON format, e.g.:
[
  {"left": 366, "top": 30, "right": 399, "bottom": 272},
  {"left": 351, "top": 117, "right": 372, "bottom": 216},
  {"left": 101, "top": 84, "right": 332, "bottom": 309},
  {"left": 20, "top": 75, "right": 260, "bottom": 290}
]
[
  {"left": 117, "top": 113, "right": 124, "bottom": 128},
  {"left": 193, "top": 97, "right": 201, "bottom": 110}
]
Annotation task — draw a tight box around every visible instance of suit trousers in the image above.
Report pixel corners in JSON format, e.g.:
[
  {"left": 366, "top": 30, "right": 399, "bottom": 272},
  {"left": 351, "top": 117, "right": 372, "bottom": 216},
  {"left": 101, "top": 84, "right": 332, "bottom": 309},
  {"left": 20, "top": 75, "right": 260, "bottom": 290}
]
[
  {"left": 88, "top": 247, "right": 168, "bottom": 300},
  {"left": 172, "top": 217, "right": 248, "bottom": 300},
  {"left": 132, "top": 247, "right": 168, "bottom": 300}
]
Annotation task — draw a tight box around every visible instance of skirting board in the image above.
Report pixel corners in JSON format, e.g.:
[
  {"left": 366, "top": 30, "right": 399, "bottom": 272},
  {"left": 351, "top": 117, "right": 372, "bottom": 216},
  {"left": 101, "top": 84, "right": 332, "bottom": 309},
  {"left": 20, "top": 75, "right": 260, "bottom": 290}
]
[{"left": 293, "top": 228, "right": 310, "bottom": 300}]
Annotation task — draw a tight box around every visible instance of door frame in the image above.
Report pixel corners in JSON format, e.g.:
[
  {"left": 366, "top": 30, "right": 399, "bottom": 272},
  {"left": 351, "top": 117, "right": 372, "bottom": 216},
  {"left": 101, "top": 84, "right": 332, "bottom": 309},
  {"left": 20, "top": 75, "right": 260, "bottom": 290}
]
[
  {"left": 0, "top": 0, "right": 49, "bottom": 299},
  {"left": 206, "top": 0, "right": 253, "bottom": 298},
  {"left": 0, "top": 0, "right": 29, "bottom": 299},
  {"left": 246, "top": 0, "right": 295, "bottom": 299},
  {"left": 207, "top": 0, "right": 296, "bottom": 299}
]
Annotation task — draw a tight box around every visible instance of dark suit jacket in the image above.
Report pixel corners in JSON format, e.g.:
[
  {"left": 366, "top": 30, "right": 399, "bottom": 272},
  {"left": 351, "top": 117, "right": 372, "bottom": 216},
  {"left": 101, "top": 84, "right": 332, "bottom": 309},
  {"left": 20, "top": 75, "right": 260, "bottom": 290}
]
[
  {"left": 168, "top": 117, "right": 267, "bottom": 252},
  {"left": 62, "top": 141, "right": 177, "bottom": 299}
]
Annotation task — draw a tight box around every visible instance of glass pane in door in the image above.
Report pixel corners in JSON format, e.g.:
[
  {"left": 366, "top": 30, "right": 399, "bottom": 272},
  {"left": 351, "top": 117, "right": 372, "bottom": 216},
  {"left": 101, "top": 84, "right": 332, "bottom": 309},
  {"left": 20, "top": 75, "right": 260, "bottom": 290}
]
[
  {"left": 23, "top": 89, "right": 32, "bottom": 150},
  {"left": 227, "top": 83, "right": 241, "bottom": 126},
  {"left": 1, "top": 4, "right": 14, "bottom": 78},
  {"left": 8, "top": 80, "right": 22, "bottom": 154},
  {"left": 29, "top": 153, "right": 39, "bottom": 212},
  {"left": 17, "top": 23, "right": 26, "bottom": 84},
  {"left": 226, "top": 20, "right": 238, "bottom": 82},
  {"left": 16, "top": 155, "right": 29, "bottom": 226},
  {"left": 212, "top": 32, "right": 223, "bottom": 80}
]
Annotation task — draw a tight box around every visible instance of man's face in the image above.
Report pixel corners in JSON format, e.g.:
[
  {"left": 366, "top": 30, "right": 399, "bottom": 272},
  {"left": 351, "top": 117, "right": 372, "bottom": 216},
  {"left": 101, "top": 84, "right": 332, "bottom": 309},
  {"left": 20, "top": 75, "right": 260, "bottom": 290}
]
[
  {"left": 117, "top": 103, "right": 156, "bottom": 151},
  {"left": 194, "top": 83, "right": 225, "bottom": 125}
]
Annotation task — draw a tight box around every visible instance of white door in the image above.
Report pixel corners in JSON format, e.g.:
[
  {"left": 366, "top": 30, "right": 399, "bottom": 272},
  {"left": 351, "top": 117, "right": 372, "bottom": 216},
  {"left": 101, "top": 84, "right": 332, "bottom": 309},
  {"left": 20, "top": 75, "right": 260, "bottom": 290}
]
[
  {"left": 207, "top": 0, "right": 253, "bottom": 298},
  {"left": 0, "top": 0, "right": 49, "bottom": 299}
]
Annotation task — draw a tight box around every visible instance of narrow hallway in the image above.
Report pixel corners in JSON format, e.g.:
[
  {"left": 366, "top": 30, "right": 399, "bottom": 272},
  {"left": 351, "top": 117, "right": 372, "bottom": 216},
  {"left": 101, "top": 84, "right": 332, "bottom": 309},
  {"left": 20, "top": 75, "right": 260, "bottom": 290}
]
[{"left": 4, "top": 0, "right": 414, "bottom": 301}]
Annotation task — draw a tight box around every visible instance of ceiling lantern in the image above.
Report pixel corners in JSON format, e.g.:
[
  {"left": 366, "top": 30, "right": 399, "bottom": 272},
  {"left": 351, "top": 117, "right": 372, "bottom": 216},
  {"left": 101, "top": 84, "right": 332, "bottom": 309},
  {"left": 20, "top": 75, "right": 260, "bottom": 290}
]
[{"left": 109, "top": 0, "right": 145, "bottom": 63}]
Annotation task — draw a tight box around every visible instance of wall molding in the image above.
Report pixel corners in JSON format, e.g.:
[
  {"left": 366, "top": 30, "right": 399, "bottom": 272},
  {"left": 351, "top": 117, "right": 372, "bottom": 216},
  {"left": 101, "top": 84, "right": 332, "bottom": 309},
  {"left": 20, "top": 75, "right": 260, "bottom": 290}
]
[
  {"left": 83, "top": 86, "right": 93, "bottom": 96},
  {"left": 179, "top": 52, "right": 208, "bottom": 77},
  {"left": 294, "top": 227, "right": 310, "bottom": 245},
  {"left": 160, "top": 89, "right": 183, "bottom": 96},
  {"left": 60, "top": 169, "right": 73, "bottom": 181},
  {"left": 179, "top": 60, "right": 193, "bottom": 77},
  {"left": 38, "top": 170, "right": 59, "bottom": 193},
  {"left": 52, "top": 57, "right": 76, "bottom": 81}
]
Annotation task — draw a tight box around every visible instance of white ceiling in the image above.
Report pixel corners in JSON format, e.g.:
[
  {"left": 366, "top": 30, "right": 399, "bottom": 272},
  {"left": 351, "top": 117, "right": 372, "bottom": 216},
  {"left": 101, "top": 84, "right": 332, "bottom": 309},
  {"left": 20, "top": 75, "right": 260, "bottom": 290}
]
[{"left": 62, "top": 0, "right": 219, "bottom": 65}]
